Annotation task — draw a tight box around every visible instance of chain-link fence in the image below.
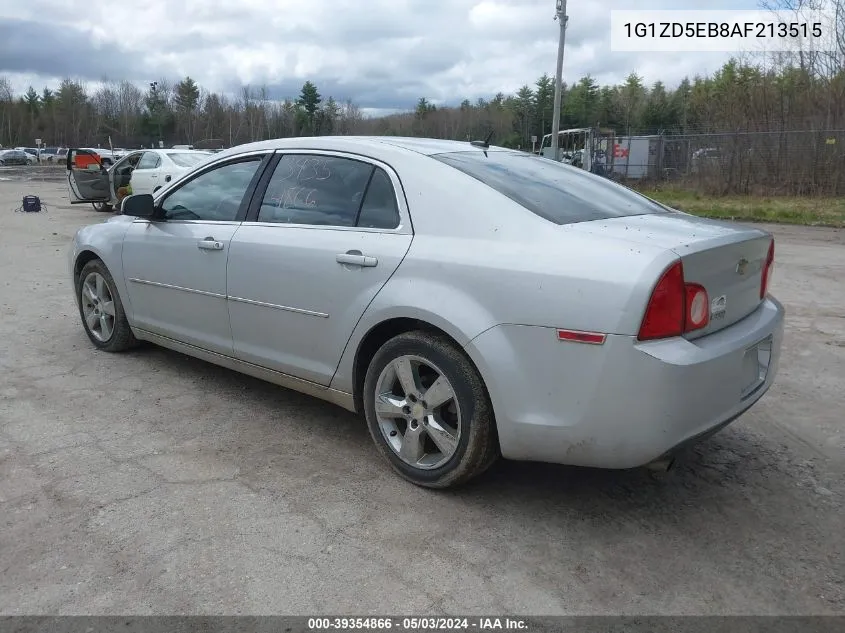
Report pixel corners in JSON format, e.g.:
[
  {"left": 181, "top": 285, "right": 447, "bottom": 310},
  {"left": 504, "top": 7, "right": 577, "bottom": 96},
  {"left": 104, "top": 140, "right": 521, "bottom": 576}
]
[{"left": 609, "top": 129, "right": 845, "bottom": 196}]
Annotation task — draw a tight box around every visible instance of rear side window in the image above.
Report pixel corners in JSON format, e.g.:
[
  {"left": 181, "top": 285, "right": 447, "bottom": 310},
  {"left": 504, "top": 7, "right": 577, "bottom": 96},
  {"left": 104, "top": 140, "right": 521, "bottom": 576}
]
[
  {"left": 258, "top": 154, "right": 375, "bottom": 227},
  {"left": 357, "top": 168, "right": 400, "bottom": 229},
  {"left": 136, "top": 152, "right": 161, "bottom": 170},
  {"left": 433, "top": 151, "right": 668, "bottom": 225}
]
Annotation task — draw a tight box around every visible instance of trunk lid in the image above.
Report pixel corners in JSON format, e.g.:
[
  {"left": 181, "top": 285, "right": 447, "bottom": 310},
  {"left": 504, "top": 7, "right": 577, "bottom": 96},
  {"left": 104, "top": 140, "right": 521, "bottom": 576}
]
[{"left": 567, "top": 212, "right": 773, "bottom": 337}]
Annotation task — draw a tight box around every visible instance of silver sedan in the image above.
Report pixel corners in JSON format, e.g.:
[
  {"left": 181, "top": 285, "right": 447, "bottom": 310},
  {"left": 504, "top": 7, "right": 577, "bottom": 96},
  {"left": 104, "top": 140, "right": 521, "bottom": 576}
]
[{"left": 68, "top": 136, "right": 784, "bottom": 488}]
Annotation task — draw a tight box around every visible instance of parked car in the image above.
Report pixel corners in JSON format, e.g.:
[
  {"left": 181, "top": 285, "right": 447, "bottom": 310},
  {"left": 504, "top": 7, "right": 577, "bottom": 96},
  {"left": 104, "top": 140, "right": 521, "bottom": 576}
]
[
  {"left": 40, "top": 146, "right": 60, "bottom": 162},
  {"left": 15, "top": 147, "right": 41, "bottom": 163},
  {"left": 64, "top": 148, "right": 214, "bottom": 212},
  {"left": 79, "top": 147, "right": 125, "bottom": 166},
  {"left": 0, "top": 149, "right": 30, "bottom": 166},
  {"left": 67, "top": 136, "right": 783, "bottom": 488}
]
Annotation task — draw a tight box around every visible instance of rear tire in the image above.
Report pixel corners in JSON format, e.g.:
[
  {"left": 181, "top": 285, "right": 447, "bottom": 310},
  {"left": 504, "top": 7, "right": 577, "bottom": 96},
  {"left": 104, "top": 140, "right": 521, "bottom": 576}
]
[
  {"left": 76, "top": 259, "right": 138, "bottom": 352},
  {"left": 92, "top": 201, "right": 113, "bottom": 212},
  {"left": 363, "top": 330, "right": 499, "bottom": 489}
]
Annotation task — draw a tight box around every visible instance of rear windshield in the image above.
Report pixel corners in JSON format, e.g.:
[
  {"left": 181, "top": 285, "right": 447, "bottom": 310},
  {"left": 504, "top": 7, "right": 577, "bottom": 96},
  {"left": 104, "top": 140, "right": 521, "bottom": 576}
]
[
  {"left": 433, "top": 150, "right": 668, "bottom": 225},
  {"left": 167, "top": 152, "right": 209, "bottom": 168}
]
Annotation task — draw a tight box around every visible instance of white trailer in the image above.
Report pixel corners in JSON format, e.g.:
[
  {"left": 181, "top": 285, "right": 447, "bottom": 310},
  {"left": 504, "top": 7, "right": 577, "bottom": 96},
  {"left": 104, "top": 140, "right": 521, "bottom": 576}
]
[
  {"left": 539, "top": 129, "right": 663, "bottom": 180},
  {"left": 538, "top": 128, "right": 612, "bottom": 175},
  {"left": 607, "top": 136, "right": 662, "bottom": 180}
]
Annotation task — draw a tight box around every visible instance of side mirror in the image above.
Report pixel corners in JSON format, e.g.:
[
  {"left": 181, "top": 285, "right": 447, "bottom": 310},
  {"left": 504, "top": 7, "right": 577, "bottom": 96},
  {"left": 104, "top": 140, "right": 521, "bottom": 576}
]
[{"left": 121, "top": 193, "right": 155, "bottom": 218}]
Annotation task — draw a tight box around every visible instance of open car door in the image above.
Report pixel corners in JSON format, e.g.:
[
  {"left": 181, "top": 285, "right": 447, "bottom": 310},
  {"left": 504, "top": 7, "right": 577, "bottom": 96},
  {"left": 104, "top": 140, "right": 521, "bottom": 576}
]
[{"left": 66, "top": 149, "right": 111, "bottom": 204}]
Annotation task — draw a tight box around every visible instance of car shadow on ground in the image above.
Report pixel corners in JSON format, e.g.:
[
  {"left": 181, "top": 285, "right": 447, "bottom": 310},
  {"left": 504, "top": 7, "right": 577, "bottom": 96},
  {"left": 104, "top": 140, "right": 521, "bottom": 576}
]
[{"left": 128, "top": 342, "right": 828, "bottom": 519}]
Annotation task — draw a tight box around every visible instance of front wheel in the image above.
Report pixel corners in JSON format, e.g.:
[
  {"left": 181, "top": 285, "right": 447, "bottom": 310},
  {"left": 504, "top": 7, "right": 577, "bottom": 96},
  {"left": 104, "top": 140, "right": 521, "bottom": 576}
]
[
  {"left": 363, "top": 331, "right": 499, "bottom": 488},
  {"left": 76, "top": 259, "right": 138, "bottom": 352},
  {"left": 92, "top": 201, "right": 113, "bottom": 212}
]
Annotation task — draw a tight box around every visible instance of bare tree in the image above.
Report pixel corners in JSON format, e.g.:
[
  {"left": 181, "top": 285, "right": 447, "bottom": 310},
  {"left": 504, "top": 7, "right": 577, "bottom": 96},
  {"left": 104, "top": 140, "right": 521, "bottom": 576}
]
[
  {"left": 118, "top": 80, "right": 143, "bottom": 140},
  {"left": 0, "top": 76, "right": 14, "bottom": 146}
]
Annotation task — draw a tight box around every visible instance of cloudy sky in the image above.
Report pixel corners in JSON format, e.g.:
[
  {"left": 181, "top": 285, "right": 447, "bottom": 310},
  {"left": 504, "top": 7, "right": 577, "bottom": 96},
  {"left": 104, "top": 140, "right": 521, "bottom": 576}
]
[{"left": 1, "top": 0, "right": 760, "bottom": 113}]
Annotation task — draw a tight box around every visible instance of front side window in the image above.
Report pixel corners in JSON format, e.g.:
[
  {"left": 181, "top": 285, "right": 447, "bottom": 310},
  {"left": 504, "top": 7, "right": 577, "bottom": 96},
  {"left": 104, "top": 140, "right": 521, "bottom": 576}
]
[
  {"left": 433, "top": 150, "right": 669, "bottom": 225},
  {"left": 258, "top": 154, "right": 374, "bottom": 226},
  {"left": 160, "top": 158, "right": 263, "bottom": 221},
  {"left": 136, "top": 152, "right": 161, "bottom": 170}
]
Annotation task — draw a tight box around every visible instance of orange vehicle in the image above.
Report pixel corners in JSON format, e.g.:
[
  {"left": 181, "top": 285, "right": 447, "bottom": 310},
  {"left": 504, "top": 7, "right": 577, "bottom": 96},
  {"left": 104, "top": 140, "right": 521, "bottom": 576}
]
[{"left": 73, "top": 150, "right": 102, "bottom": 170}]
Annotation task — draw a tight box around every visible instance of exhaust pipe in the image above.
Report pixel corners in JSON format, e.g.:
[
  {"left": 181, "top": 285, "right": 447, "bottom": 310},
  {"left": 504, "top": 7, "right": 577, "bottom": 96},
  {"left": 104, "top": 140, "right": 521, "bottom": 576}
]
[{"left": 645, "top": 457, "right": 675, "bottom": 472}]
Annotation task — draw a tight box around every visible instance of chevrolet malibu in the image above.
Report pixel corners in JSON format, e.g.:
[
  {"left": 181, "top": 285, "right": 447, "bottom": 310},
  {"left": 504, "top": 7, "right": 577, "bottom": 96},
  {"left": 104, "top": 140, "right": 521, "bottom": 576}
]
[{"left": 68, "top": 136, "right": 783, "bottom": 488}]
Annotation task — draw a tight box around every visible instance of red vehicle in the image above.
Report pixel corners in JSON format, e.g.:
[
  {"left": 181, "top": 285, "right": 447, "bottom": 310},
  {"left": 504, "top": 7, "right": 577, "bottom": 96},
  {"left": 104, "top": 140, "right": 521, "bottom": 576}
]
[{"left": 73, "top": 150, "right": 102, "bottom": 170}]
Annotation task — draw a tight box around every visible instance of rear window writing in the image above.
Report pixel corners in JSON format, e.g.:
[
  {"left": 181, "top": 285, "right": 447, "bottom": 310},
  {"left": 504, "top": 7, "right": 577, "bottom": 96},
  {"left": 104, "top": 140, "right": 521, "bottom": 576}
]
[{"left": 433, "top": 151, "right": 669, "bottom": 225}]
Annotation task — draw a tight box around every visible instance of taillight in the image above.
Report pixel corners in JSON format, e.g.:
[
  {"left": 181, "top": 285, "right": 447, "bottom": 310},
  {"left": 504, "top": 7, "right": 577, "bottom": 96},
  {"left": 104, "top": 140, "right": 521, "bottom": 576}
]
[
  {"left": 638, "top": 260, "right": 710, "bottom": 341},
  {"left": 760, "top": 239, "right": 775, "bottom": 299},
  {"left": 638, "top": 261, "right": 684, "bottom": 340}
]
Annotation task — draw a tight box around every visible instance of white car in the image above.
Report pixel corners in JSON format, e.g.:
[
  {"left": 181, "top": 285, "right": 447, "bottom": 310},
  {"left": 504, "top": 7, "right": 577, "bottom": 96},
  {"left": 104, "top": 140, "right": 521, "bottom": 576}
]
[
  {"left": 39, "top": 146, "right": 60, "bottom": 162},
  {"left": 65, "top": 148, "right": 213, "bottom": 212}
]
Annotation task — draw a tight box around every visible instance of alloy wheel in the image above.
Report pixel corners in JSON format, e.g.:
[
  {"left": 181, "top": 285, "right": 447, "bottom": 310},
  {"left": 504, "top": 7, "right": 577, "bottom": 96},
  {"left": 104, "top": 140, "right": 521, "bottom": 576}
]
[
  {"left": 373, "top": 355, "right": 462, "bottom": 469},
  {"left": 80, "top": 272, "right": 116, "bottom": 342}
]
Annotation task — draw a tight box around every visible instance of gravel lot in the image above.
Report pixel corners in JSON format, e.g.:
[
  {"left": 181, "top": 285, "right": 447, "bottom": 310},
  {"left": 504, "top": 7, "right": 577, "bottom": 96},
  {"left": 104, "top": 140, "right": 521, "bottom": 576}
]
[{"left": 0, "top": 170, "right": 843, "bottom": 615}]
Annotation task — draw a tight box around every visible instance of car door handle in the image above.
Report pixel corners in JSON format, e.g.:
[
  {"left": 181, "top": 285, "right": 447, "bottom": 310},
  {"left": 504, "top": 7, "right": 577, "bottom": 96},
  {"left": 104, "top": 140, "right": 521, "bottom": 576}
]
[
  {"left": 336, "top": 251, "right": 378, "bottom": 267},
  {"left": 197, "top": 238, "right": 224, "bottom": 251}
]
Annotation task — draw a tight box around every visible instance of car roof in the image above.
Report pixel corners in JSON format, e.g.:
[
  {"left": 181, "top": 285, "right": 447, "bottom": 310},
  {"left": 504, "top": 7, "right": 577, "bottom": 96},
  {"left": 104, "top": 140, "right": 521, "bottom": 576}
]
[
  {"left": 214, "top": 135, "right": 515, "bottom": 162},
  {"left": 112, "top": 148, "right": 207, "bottom": 156},
  {"left": 149, "top": 148, "right": 211, "bottom": 154}
]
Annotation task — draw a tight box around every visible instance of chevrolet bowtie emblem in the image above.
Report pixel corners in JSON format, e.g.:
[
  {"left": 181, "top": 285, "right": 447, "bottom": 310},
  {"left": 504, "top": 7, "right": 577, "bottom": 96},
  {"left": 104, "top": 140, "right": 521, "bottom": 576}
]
[{"left": 736, "top": 257, "right": 749, "bottom": 275}]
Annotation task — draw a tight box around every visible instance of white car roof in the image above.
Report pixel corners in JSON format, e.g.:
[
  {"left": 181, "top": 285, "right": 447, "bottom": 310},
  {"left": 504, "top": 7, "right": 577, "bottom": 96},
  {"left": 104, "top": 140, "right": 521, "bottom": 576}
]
[
  {"left": 149, "top": 148, "right": 212, "bottom": 155},
  {"left": 212, "top": 136, "right": 512, "bottom": 165}
]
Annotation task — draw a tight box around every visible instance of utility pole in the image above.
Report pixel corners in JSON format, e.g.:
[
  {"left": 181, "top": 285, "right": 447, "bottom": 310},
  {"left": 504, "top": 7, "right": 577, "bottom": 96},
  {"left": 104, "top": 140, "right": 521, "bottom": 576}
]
[
  {"left": 550, "top": 0, "right": 568, "bottom": 162},
  {"left": 150, "top": 81, "right": 163, "bottom": 146}
]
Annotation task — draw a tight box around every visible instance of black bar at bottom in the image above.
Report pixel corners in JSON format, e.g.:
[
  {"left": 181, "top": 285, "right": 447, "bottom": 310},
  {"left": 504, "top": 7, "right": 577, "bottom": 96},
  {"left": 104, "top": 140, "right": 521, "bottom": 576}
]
[{"left": 0, "top": 616, "right": 842, "bottom": 633}]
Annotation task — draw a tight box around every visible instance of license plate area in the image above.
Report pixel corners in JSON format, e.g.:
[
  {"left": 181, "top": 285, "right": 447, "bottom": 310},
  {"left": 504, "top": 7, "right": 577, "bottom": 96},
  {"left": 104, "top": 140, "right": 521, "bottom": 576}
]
[{"left": 740, "top": 335, "right": 773, "bottom": 400}]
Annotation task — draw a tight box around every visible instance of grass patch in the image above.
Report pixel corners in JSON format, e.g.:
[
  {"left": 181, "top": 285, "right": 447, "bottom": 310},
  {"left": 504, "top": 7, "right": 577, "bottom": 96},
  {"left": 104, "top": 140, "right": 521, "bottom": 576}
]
[{"left": 634, "top": 187, "right": 845, "bottom": 227}]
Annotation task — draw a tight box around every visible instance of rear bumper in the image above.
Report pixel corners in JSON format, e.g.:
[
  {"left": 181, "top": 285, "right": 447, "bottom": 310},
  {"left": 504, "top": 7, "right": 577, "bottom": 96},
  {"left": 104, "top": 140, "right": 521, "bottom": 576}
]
[{"left": 464, "top": 297, "right": 785, "bottom": 469}]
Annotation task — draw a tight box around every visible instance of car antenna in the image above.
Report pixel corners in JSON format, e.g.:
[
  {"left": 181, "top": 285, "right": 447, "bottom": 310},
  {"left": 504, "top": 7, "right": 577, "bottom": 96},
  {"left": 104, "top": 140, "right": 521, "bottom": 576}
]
[{"left": 470, "top": 129, "right": 495, "bottom": 150}]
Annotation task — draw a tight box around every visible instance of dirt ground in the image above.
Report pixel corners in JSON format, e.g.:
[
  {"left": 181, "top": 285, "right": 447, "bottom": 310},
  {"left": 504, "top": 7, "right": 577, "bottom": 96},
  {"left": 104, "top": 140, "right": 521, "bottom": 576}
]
[{"left": 0, "top": 170, "right": 843, "bottom": 615}]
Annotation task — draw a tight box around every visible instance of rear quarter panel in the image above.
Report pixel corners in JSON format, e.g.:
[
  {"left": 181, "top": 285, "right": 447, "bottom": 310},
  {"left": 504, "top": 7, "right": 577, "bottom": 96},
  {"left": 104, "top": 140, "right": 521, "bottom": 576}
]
[{"left": 329, "top": 156, "right": 676, "bottom": 393}]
